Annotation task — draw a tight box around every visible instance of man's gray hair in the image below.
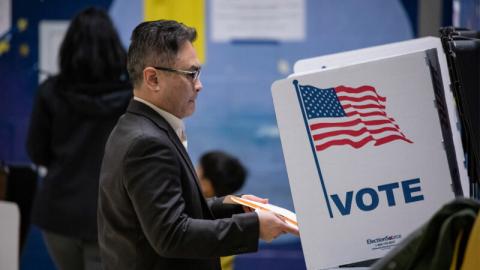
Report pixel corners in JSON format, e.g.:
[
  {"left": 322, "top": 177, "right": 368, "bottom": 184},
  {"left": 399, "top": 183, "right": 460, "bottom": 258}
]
[{"left": 127, "top": 20, "right": 197, "bottom": 87}]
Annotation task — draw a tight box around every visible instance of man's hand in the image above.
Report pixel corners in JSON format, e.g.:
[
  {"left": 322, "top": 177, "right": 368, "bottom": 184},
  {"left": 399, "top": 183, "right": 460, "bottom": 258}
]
[
  {"left": 240, "top": 194, "right": 268, "bottom": 213},
  {"left": 257, "top": 210, "right": 299, "bottom": 242}
]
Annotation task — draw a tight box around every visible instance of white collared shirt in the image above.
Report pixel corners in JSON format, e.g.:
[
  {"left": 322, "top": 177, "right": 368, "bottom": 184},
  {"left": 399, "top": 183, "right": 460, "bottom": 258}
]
[{"left": 133, "top": 96, "right": 188, "bottom": 149}]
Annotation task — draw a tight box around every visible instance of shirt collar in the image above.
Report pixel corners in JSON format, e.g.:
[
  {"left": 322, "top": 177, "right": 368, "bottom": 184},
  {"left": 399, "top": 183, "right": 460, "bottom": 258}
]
[{"left": 133, "top": 96, "right": 188, "bottom": 149}]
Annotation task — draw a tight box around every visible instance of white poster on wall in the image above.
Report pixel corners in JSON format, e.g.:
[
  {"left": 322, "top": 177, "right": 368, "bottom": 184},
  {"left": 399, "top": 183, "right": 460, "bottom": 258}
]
[
  {"left": 211, "top": 0, "right": 305, "bottom": 42},
  {"left": 272, "top": 50, "right": 455, "bottom": 269},
  {"left": 0, "top": 0, "right": 11, "bottom": 38}
]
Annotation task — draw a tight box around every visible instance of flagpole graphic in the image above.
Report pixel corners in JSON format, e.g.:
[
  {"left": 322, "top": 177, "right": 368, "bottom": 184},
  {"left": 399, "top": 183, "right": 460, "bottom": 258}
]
[{"left": 293, "top": 80, "right": 334, "bottom": 218}]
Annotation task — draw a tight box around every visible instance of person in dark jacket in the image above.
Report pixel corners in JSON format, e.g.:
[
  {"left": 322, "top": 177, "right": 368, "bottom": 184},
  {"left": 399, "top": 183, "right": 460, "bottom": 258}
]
[
  {"left": 97, "top": 20, "right": 298, "bottom": 270},
  {"left": 26, "top": 7, "right": 131, "bottom": 270}
]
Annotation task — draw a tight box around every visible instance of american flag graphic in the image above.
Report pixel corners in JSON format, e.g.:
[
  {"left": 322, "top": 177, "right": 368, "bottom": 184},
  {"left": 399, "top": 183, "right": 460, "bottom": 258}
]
[{"left": 296, "top": 82, "right": 413, "bottom": 152}]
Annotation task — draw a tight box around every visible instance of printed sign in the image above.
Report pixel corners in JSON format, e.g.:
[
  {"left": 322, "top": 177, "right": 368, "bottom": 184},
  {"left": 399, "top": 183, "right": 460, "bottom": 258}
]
[
  {"left": 272, "top": 50, "right": 455, "bottom": 269},
  {"left": 292, "top": 37, "right": 469, "bottom": 196},
  {"left": 211, "top": 0, "right": 305, "bottom": 42}
]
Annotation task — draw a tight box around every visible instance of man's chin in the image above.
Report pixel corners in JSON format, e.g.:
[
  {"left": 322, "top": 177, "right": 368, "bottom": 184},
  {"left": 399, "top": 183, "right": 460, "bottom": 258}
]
[{"left": 182, "top": 107, "right": 195, "bottom": 118}]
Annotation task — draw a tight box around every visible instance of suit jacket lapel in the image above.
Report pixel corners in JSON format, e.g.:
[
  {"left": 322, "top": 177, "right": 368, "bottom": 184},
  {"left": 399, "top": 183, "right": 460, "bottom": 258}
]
[{"left": 126, "top": 100, "right": 210, "bottom": 211}]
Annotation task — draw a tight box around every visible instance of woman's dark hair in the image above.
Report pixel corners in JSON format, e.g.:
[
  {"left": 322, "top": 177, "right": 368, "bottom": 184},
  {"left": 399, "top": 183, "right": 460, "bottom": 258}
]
[
  {"left": 58, "top": 7, "right": 127, "bottom": 84},
  {"left": 127, "top": 20, "right": 197, "bottom": 87},
  {"left": 200, "top": 151, "right": 247, "bottom": 197}
]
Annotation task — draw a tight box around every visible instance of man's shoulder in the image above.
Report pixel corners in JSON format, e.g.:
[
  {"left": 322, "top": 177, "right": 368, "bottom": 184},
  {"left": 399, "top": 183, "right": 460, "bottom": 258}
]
[
  {"left": 102, "top": 112, "right": 176, "bottom": 172},
  {"left": 108, "top": 112, "right": 172, "bottom": 150},
  {"left": 120, "top": 111, "right": 168, "bottom": 136}
]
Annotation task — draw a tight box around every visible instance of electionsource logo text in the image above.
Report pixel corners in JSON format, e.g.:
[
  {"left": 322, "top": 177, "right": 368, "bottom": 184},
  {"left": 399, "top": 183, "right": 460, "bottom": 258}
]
[{"left": 366, "top": 234, "right": 402, "bottom": 250}]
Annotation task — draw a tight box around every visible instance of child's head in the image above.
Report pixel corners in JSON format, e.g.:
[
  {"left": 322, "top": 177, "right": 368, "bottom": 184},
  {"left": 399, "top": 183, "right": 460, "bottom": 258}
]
[{"left": 196, "top": 151, "right": 247, "bottom": 198}]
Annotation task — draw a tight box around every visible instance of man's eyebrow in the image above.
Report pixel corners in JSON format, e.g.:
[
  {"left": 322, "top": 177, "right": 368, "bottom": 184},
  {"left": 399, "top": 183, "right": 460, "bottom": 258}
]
[{"left": 190, "top": 65, "right": 201, "bottom": 70}]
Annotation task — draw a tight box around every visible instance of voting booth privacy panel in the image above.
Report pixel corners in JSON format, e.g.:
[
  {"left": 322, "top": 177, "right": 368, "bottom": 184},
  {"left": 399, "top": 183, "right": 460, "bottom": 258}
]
[
  {"left": 440, "top": 28, "right": 480, "bottom": 199},
  {"left": 271, "top": 38, "right": 466, "bottom": 269}
]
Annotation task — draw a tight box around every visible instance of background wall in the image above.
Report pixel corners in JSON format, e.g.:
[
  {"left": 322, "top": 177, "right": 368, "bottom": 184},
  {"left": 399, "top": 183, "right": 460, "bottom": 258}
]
[{"left": 0, "top": 0, "right": 460, "bottom": 269}]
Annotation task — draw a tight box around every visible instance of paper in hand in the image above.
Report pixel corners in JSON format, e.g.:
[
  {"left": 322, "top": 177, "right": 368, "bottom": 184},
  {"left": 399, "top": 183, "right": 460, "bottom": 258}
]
[{"left": 224, "top": 195, "right": 298, "bottom": 231}]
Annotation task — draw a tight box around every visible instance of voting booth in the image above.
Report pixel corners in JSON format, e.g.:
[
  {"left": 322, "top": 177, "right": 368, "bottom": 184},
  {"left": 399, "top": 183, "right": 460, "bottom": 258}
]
[{"left": 271, "top": 37, "right": 469, "bottom": 269}]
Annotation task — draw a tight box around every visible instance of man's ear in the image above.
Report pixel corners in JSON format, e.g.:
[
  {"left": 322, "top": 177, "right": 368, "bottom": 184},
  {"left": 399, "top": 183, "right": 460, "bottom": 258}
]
[{"left": 143, "top": 67, "right": 160, "bottom": 91}]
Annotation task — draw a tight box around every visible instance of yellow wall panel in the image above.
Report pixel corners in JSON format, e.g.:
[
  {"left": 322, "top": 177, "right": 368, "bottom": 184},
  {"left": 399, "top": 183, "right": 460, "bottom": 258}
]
[{"left": 144, "top": 0, "right": 205, "bottom": 63}]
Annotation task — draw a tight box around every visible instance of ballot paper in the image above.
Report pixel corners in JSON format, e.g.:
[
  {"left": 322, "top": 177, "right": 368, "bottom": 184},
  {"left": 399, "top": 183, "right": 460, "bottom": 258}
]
[{"left": 224, "top": 195, "right": 298, "bottom": 230}]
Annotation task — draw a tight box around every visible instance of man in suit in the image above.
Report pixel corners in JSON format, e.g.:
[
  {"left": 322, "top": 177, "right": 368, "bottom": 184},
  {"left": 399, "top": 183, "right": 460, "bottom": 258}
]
[{"left": 98, "top": 20, "right": 298, "bottom": 270}]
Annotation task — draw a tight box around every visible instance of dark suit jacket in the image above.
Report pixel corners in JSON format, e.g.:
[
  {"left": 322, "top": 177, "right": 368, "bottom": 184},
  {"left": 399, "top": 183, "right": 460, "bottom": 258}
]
[{"left": 98, "top": 100, "right": 259, "bottom": 270}]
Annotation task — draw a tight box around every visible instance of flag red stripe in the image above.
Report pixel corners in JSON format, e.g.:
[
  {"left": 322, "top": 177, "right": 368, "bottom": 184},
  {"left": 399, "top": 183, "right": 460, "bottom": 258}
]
[
  {"left": 343, "top": 104, "right": 386, "bottom": 110},
  {"left": 338, "top": 95, "right": 383, "bottom": 103},
  {"left": 310, "top": 118, "right": 362, "bottom": 130},
  {"left": 310, "top": 118, "right": 402, "bottom": 132},
  {"left": 346, "top": 110, "right": 386, "bottom": 118},
  {"left": 315, "top": 136, "right": 375, "bottom": 151},
  {"left": 335, "top": 85, "right": 387, "bottom": 102},
  {"left": 363, "top": 119, "right": 397, "bottom": 126},
  {"left": 312, "top": 126, "right": 401, "bottom": 141},
  {"left": 374, "top": 135, "right": 413, "bottom": 145}
]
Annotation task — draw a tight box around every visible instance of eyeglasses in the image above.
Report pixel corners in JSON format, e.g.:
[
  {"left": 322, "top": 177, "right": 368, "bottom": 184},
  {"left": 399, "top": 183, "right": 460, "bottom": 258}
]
[{"left": 153, "top": 66, "right": 201, "bottom": 81}]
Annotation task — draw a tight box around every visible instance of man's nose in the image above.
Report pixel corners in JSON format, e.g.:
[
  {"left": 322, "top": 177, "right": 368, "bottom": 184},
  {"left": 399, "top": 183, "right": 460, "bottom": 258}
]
[{"left": 195, "top": 79, "right": 202, "bottom": 92}]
